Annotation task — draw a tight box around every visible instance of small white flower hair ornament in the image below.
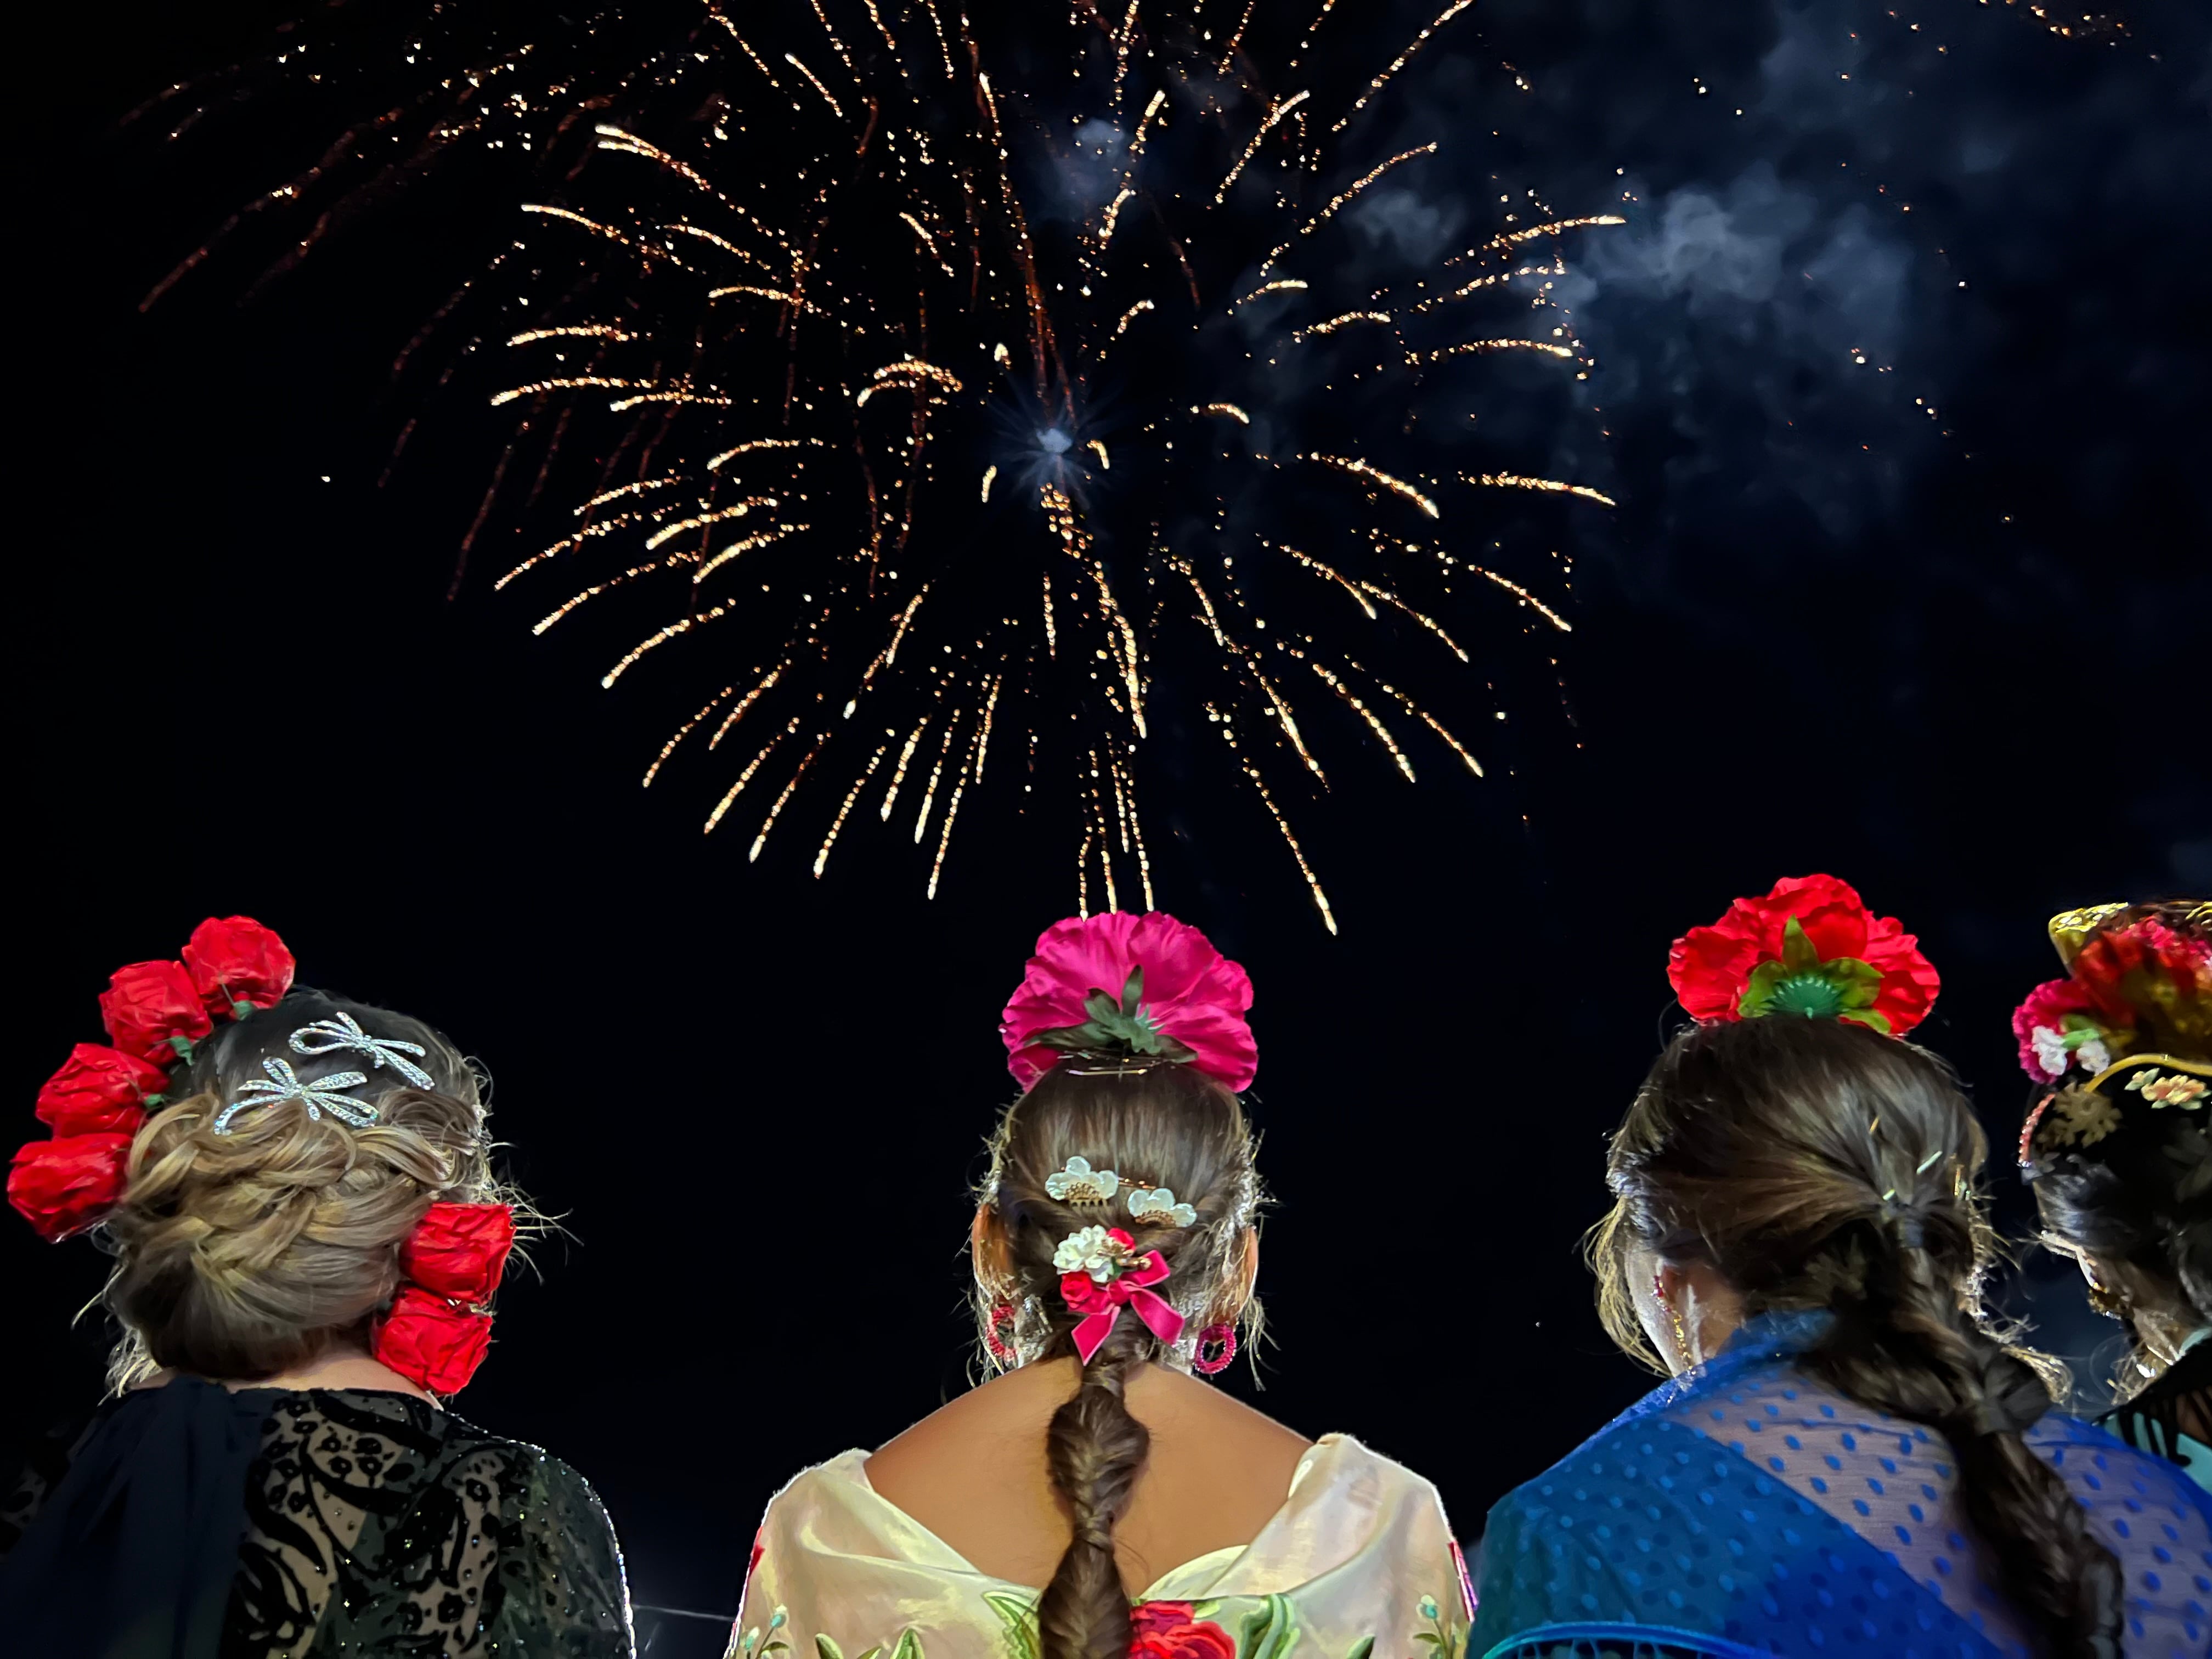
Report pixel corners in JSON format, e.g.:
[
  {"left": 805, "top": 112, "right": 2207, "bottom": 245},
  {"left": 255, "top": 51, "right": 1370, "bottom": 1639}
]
[
  {"left": 1126, "top": 1185, "right": 1198, "bottom": 1228},
  {"left": 1052, "top": 1223, "right": 1128, "bottom": 1281},
  {"left": 1045, "top": 1156, "right": 1120, "bottom": 1204}
]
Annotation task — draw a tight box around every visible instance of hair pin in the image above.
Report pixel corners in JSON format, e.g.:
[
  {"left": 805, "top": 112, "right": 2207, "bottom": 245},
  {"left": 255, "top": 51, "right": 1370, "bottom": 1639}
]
[
  {"left": 290, "top": 1011, "right": 436, "bottom": 1090},
  {"left": 212, "top": 1057, "right": 378, "bottom": 1134},
  {"left": 1045, "top": 1155, "right": 1120, "bottom": 1205},
  {"left": 1126, "top": 1184, "right": 1198, "bottom": 1227}
]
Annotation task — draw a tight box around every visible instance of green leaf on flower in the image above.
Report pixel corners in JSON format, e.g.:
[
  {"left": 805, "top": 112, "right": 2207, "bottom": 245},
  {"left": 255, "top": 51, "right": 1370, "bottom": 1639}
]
[
  {"left": 1030, "top": 963, "right": 1199, "bottom": 1065},
  {"left": 1346, "top": 1639, "right": 1376, "bottom": 1659},
  {"left": 1740, "top": 921, "right": 1884, "bottom": 1026},
  {"left": 816, "top": 1638, "right": 844, "bottom": 1659},
  {"left": 890, "top": 1628, "right": 923, "bottom": 1659}
]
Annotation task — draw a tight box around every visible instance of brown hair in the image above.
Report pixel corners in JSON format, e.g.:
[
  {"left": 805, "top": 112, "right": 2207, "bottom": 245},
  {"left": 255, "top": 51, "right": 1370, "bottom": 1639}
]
[
  {"left": 975, "top": 1060, "right": 1262, "bottom": 1659},
  {"left": 100, "top": 989, "right": 522, "bottom": 1390},
  {"left": 1589, "top": 1017, "right": 2121, "bottom": 1658}
]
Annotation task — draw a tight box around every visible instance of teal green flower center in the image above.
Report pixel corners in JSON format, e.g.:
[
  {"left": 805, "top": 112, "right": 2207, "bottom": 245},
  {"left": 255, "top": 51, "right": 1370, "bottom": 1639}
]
[
  {"left": 1736, "top": 916, "right": 1893, "bottom": 1032},
  {"left": 1765, "top": 974, "right": 1847, "bottom": 1019}
]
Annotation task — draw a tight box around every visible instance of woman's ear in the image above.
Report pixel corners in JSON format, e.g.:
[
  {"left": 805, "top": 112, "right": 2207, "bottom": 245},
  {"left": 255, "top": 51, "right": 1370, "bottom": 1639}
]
[
  {"left": 1239, "top": 1229, "right": 1260, "bottom": 1307},
  {"left": 972, "top": 1203, "right": 1009, "bottom": 1290}
]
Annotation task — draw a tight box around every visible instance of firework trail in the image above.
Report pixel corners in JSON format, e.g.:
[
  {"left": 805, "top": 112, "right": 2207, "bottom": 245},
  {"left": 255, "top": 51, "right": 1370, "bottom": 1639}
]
[{"left": 146, "top": 1, "right": 1619, "bottom": 928}]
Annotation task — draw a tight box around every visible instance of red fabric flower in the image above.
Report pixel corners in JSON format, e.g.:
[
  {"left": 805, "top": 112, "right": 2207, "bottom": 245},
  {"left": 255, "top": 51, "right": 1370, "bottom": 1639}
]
[
  {"left": 1002, "top": 912, "right": 1256, "bottom": 1091},
  {"left": 1128, "top": 1605, "right": 1234, "bottom": 1659},
  {"left": 99, "top": 960, "right": 213, "bottom": 1063},
  {"left": 398, "top": 1201, "right": 515, "bottom": 1304},
  {"left": 374, "top": 1285, "right": 494, "bottom": 1395},
  {"left": 182, "top": 916, "right": 296, "bottom": 1018},
  {"left": 2070, "top": 918, "right": 2212, "bottom": 1029},
  {"left": 1668, "top": 873, "right": 1939, "bottom": 1037},
  {"left": 36, "top": 1043, "right": 170, "bottom": 1135},
  {"left": 8, "top": 1132, "right": 134, "bottom": 1242}
]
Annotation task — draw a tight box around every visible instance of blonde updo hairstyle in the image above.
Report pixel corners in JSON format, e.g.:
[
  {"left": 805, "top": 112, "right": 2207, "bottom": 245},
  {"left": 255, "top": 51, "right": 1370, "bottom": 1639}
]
[
  {"left": 100, "top": 989, "right": 517, "bottom": 1391},
  {"left": 973, "top": 1059, "right": 1263, "bottom": 1659}
]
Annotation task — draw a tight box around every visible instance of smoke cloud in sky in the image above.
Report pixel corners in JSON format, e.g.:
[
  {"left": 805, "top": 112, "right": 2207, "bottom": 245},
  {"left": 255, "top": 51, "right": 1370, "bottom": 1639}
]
[{"left": 1435, "top": 0, "right": 2212, "bottom": 569}]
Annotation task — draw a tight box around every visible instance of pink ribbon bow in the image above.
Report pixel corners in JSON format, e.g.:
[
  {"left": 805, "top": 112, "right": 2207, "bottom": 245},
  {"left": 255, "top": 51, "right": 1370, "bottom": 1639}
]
[{"left": 1060, "top": 1250, "right": 1186, "bottom": 1364}]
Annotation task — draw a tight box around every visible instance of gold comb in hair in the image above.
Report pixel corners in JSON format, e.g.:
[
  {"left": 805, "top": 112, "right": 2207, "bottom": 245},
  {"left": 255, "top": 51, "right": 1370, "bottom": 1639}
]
[{"left": 2047, "top": 902, "right": 2129, "bottom": 966}]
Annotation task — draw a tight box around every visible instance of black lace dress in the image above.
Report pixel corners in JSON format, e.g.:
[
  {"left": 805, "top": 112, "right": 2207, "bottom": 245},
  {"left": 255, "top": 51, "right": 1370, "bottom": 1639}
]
[{"left": 0, "top": 1376, "right": 633, "bottom": 1658}]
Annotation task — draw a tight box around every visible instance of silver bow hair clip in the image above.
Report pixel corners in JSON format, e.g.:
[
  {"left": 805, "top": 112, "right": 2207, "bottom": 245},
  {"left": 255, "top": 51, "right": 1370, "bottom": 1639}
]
[
  {"left": 212, "top": 1058, "right": 379, "bottom": 1134},
  {"left": 290, "top": 1011, "right": 435, "bottom": 1090}
]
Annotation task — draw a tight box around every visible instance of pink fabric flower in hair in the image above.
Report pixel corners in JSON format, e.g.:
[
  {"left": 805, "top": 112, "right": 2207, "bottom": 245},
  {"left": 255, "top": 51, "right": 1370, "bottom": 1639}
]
[
  {"left": 1001, "top": 911, "right": 1256, "bottom": 1091},
  {"left": 2010, "top": 978, "right": 2112, "bottom": 1084}
]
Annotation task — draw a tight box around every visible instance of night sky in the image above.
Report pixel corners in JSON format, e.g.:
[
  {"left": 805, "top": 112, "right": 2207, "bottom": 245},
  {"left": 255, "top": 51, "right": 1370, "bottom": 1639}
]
[{"left": 8, "top": 2, "right": 2208, "bottom": 1651}]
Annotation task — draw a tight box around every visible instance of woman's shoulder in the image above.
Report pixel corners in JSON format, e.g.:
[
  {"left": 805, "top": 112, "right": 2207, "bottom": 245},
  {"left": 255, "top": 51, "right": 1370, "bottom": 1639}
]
[
  {"left": 1290, "top": 1433, "right": 1452, "bottom": 1513},
  {"left": 264, "top": 1387, "right": 613, "bottom": 1516},
  {"left": 2027, "top": 1402, "right": 2212, "bottom": 1516}
]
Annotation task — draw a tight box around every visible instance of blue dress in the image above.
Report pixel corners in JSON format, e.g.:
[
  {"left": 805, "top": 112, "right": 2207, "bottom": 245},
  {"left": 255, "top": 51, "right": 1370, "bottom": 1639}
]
[{"left": 1471, "top": 1314, "right": 2212, "bottom": 1659}]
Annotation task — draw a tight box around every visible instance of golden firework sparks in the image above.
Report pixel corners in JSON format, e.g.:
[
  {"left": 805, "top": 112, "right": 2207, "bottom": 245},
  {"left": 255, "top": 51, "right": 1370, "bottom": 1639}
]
[
  {"left": 1468, "top": 472, "right": 1618, "bottom": 509},
  {"left": 1304, "top": 454, "right": 1440, "bottom": 518}
]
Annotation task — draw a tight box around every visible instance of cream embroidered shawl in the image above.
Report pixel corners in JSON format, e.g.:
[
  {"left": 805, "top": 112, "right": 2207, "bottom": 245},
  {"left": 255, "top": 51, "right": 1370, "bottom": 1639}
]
[{"left": 733, "top": 1435, "right": 1469, "bottom": 1659}]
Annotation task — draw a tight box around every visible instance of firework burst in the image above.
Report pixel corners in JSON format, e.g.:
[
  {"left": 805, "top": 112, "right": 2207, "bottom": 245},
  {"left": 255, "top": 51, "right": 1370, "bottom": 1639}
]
[{"left": 149, "top": 1, "right": 1618, "bottom": 928}]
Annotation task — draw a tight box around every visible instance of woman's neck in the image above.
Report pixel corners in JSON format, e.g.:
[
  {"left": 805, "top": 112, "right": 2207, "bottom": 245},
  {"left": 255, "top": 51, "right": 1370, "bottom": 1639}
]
[{"left": 141, "top": 1349, "right": 435, "bottom": 1403}]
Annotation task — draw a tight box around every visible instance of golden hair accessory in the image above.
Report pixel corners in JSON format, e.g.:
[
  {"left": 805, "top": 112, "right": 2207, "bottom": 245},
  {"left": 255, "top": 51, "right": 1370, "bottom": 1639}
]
[
  {"left": 2080, "top": 1053, "right": 2212, "bottom": 1100},
  {"left": 2047, "top": 902, "right": 2129, "bottom": 966},
  {"left": 1126, "top": 1184, "right": 1199, "bottom": 1227},
  {"left": 1044, "top": 1156, "right": 1120, "bottom": 1205},
  {"left": 2120, "top": 1059, "right": 2210, "bottom": 1110}
]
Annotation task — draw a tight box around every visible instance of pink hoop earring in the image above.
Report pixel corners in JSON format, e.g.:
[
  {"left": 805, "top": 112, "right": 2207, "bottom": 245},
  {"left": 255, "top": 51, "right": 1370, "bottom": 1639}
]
[
  {"left": 1192, "top": 1322, "right": 1238, "bottom": 1375},
  {"left": 984, "top": 1301, "right": 1018, "bottom": 1365}
]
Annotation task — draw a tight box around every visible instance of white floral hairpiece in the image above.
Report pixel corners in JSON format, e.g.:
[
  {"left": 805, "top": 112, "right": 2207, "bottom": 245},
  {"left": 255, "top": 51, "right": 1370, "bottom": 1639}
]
[
  {"left": 289, "top": 1011, "right": 436, "bottom": 1090},
  {"left": 1052, "top": 1224, "right": 1136, "bottom": 1283},
  {"left": 212, "top": 1057, "right": 378, "bottom": 1134},
  {"left": 1125, "top": 1186, "right": 1198, "bottom": 1228},
  {"left": 1045, "top": 1155, "right": 1120, "bottom": 1204}
]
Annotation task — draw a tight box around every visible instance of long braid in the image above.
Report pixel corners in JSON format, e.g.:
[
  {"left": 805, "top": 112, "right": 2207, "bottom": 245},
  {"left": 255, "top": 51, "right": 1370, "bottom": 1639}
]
[
  {"left": 1038, "top": 1332, "right": 1153, "bottom": 1659},
  {"left": 1796, "top": 1222, "right": 2121, "bottom": 1657}
]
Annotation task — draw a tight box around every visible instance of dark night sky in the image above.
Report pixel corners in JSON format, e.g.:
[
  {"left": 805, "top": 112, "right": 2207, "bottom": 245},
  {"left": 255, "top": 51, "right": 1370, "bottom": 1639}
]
[{"left": 6, "top": 2, "right": 2208, "bottom": 1651}]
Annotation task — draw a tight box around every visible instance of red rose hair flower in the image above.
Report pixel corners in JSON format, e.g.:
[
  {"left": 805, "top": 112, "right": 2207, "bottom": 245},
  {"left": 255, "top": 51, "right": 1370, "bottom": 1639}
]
[
  {"left": 1002, "top": 911, "right": 1256, "bottom": 1091},
  {"left": 182, "top": 915, "right": 297, "bottom": 1018},
  {"left": 399, "top": 1201, "right": 515, "bottom": 1304},
  {"left": 374, "top": 1286, "right": 495, "bottom": 1395},
  {"left": 8, "top": 1132, "right": 136, "bottom": 1242},
  {"left": 1668, "top": 873, "right": 1939, "bottom": 1037},
  {"left": 36, "top": 1044, "right": 170, "bottom": 1136},
  {"left": 99, "top": 960, "right": 213, "bottom": 1064},
  {"left": 18, "top": 916, "right": 299, "bottom": 1245}
]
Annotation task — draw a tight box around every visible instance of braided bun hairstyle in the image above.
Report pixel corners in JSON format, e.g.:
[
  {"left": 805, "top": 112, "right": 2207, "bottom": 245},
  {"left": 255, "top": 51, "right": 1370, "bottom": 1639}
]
[
  {"left": 1591, "top": 1018, "right": 2121, "bottom": 1659},
  {"left": 101, "top": 989, "right": 520, "bottom": 1390},
  {"left": 975, "top": 1060, "right": 1263, "bottom": 1659}
]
